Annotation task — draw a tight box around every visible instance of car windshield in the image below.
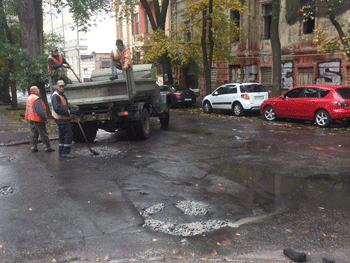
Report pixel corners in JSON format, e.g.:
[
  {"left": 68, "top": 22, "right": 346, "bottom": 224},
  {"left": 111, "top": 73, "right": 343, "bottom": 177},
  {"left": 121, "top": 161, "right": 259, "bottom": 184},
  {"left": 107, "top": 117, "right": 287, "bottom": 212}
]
[
  {"left": 335, "top": 88, "right": 350, "bottom": 99},
  {"left": 240, "top": 84, "right": 266, "bottom": 93},
  {"left": 172, "top": 86, "right": 188, "bottom": 91}
]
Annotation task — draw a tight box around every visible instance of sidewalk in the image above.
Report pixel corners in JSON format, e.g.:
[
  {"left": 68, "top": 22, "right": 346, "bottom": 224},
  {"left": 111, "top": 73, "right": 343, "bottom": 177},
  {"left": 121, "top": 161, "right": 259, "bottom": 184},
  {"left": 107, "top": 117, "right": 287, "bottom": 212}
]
[{"left": 0, "top": 103, "right": 58, "bottom": 146}]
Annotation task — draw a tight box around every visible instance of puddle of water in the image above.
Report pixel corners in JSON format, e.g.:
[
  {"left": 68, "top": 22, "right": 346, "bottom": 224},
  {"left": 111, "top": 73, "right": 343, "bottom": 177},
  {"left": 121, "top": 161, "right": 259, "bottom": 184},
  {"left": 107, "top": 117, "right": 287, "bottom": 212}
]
[{"left": 214, "top": 163, "right": 350, "bottom": 212}]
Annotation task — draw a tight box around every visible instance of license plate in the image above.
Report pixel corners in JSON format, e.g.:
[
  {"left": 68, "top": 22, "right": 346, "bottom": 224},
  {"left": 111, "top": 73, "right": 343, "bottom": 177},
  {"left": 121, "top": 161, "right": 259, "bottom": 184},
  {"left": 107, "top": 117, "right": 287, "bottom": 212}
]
[
  {"left": 255, "top": 96, "right": 264, "bottom": 100},
  {"left": 185, "top": 98, "right": 192, "bottom": 101}
]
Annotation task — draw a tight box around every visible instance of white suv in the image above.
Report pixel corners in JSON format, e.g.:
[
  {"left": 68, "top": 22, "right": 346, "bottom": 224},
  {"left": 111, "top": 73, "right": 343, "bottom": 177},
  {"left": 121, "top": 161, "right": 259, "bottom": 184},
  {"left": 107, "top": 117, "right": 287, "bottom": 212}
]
[{"left": 202, "top": 83, "right": 268, "bottom": 116}]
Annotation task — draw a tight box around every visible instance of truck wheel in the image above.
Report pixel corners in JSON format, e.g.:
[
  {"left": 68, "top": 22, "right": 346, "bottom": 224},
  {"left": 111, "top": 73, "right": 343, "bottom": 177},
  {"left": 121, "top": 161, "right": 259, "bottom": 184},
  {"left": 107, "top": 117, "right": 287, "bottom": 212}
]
[
  {"left": 135, "top": 108, "right": 151, "bottom": 140},
  {"left": 159, "top": 110, "right": 170, "bottom": 126},
  {"left": 72, "top": 121, "right": 98, "bottom": 143}
]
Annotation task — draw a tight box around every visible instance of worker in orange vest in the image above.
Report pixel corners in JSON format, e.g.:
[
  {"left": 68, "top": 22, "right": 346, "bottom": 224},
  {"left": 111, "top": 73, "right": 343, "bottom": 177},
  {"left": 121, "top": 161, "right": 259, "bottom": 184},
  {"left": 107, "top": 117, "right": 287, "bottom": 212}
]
[
  {"left": 47, "top": 46, "right": 72, "bottom": 84},
  {"left": 109, "top": 39, "right": 133, "bottom": 80},
  {"left": 25, "top": 86, "right": 55, "bottom": 153},
  {"left": 51, "top": 80, "right": 76, "bottom": 158}
]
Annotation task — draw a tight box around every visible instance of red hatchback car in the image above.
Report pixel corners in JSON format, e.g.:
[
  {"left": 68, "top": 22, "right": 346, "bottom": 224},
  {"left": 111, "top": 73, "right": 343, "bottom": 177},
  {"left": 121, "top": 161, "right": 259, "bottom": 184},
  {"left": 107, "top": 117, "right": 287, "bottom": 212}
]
[{"left": 260, "top": 85, "right": 350, "bottom": 127}]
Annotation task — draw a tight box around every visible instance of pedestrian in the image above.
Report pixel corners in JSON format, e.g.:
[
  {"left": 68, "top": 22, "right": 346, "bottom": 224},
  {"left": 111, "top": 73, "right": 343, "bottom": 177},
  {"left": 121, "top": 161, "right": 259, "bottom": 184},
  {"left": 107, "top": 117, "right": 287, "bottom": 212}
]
[
  {"left": 51, "top": 80, "right": 76, "bottom": 158},
  {"left": 47, "top": 46, "right": 73, "bottom": 84},
  {"left": 109, "top": 39, "right": 132, "bottom": 80},
  {"left": 25, "top": 86, "right": 55, "bottom": 153}
]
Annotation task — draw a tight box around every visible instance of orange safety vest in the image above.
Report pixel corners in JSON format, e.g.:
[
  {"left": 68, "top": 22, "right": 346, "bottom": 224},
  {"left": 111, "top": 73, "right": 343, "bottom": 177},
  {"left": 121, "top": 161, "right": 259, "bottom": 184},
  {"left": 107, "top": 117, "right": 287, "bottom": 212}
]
[
  {"left": 115, "top": 47, "right": 132, "bottom": 69},
  {"left": 47, "top": 54, "right": 63, "bottom": 75},
  {"left": 51, "top": 91, "right": 72, "bottom": 120},
  {"left": 25, "top": 94, "right": 47, "bottom": 122}
]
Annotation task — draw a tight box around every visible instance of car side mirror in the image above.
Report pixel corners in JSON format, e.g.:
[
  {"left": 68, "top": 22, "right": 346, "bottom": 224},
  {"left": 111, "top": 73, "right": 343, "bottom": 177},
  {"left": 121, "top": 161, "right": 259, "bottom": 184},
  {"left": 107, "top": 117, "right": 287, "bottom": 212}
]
[{"left": 281, "top": 94, "right": 286, "bottom": 99}]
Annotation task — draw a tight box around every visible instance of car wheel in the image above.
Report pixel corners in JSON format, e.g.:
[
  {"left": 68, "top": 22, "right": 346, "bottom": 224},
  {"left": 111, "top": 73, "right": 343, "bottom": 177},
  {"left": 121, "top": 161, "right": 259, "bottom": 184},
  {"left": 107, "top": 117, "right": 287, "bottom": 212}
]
[
  {"left": 203, "top": 101, "right": 213, "bottom": 113},
  {"left": 315, "top": 110, "right": 332, "bottom": 127},
  {"left": 263, "top": 106, "right": 276, "bottom": 121},
  {"left": 233, "top": 103, "right": 244, "bottom": 116}
]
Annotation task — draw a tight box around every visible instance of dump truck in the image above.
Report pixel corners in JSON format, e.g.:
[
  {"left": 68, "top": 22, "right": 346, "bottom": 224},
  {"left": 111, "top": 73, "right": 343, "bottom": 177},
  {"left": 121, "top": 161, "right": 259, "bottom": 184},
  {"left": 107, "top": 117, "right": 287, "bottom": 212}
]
[{"left": 62, "top": 64, "right": 169, "bottom": 142}]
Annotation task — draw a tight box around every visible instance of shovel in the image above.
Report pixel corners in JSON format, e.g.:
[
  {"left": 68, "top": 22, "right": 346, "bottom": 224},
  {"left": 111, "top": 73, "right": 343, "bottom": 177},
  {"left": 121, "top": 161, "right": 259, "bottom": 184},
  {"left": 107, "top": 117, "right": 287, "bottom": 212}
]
[
  {"left": 70, "top": 68, "right": 82, "bottom": 83},
  {"left": 74, "top": 116, "right": 99, "bottom": 156}
]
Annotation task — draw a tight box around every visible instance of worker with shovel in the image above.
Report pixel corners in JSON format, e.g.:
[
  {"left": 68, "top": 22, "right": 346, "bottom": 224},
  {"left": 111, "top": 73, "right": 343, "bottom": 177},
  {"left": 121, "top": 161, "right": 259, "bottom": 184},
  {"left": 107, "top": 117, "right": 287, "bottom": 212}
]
[
  {"left": 51, "top": 80, "right": 76, "bottom": 158},
  {"left": 47, "top": 46, "right": 73, "bottom": 84}
]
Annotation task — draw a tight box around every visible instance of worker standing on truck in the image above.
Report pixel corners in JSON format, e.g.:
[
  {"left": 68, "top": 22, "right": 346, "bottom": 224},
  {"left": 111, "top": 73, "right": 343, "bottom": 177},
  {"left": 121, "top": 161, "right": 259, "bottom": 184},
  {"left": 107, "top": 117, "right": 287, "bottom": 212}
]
[
  {"left": 25, "top": 86, "right": 55, "bottom": 153},
  {"left": 47, "top": 46, "right": 73, "bottom": 84},
  {"left": 51, "top": 80, "right": 76, "bottom": 158},
  {"left": 110, "top": 39, "right": 133, "bottom": 80}
]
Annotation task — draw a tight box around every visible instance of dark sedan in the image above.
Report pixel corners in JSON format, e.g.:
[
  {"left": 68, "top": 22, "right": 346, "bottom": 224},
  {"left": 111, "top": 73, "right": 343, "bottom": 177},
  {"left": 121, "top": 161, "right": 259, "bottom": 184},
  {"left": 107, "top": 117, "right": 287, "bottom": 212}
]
[{"left": 159, "top": 85, "right": 197, "bottom": 107}]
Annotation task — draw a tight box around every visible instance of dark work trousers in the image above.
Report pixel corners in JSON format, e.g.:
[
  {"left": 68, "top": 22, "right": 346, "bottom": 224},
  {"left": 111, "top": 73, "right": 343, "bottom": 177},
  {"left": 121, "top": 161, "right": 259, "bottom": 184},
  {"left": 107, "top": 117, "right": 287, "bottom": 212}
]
[
  {"left": 29, "top": 121, "right": 51, "bottom": 150},
  {"left": 54, "top": 119, "right": 73, "bottom": 155}
]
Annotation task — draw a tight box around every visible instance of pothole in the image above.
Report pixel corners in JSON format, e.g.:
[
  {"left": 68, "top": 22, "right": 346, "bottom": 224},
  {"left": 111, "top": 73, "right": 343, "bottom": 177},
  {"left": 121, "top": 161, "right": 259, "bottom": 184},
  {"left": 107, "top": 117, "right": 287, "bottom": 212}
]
[
  {"left": 141, "top": 201, "right": 274, "bottom": 236},
  {"left": 175, "top": 200, "right": 209, "bottom": 216},
  {"left": 0, "top": 186, "right": 14, "bottom": 196}
]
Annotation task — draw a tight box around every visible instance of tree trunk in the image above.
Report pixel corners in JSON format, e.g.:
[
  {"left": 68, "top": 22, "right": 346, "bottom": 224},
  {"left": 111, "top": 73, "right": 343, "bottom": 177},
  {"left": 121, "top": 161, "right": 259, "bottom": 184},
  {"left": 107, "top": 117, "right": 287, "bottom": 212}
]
[
  {"left": 140, "top": 0, "right": 173, "bottom": 84},
  {"left": 202, "top": 10, "right": 211, "bottom": 95},
  {"left": 10, "top": 81, "right": 17, "bottom": 108},
  {"left": 270, "top": 0, "right": 281, "bottom": 97},
  {"left": 16, "top": 0, "right": 43, "bottom": 58},
  {"left": 2, "top": 77, "right": 11, "bottom": 103}
]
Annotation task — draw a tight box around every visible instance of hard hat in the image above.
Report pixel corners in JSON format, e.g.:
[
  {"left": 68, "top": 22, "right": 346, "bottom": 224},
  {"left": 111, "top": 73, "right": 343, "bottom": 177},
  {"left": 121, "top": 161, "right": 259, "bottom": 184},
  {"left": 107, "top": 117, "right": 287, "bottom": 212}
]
[{"left": 56, "top": 80, "right": 65, "bottom": 86}]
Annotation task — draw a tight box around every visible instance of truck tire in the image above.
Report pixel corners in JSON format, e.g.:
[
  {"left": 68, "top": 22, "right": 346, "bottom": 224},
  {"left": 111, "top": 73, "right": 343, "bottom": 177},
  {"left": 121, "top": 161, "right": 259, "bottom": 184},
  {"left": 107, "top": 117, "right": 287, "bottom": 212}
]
[
  {"left": 135, "top": 108, "right": 151, "bottom": 140},
  {"left": 72, "top": 121, "right": 98, "bottom": 143},
  {"left": 159, "top": 110, "right": 170, "bottom": 126}
]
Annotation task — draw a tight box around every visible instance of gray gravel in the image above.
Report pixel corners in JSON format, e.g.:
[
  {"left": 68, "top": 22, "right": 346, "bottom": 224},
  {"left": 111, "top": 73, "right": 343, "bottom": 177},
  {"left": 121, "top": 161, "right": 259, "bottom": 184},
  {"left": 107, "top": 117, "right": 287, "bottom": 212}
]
[{"left": 0, "top": 186, "right": 14, "bottom": 196}]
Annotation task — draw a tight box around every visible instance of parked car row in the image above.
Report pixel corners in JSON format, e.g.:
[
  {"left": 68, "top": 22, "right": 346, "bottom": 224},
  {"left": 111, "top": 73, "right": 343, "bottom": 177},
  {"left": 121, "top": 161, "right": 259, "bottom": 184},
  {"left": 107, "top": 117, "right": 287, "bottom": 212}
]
[
  {"left": 159, "top": 85, "right": 197, "bottom": 108},
  {"left": 202, "top": 83, "right": 350, "bottom": 128}
]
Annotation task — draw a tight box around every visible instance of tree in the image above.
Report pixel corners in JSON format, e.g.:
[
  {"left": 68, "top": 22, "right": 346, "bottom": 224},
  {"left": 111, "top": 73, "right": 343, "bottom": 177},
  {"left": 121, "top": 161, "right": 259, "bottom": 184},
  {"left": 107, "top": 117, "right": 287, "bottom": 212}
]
[
  {"left": 312, "top": 0, "right": 350, "bottom": 59},
  {"left": 185, "top": 0, "right": 244, "bottom": 94},
  {"left": 270, "top": 0, "right": 281, "bottom": 97}
]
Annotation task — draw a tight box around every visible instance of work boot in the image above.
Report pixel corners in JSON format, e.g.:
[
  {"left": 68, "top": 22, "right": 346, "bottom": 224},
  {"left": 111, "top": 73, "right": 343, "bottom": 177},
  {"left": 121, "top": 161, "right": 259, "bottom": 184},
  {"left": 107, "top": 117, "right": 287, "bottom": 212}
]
[
  {"left": 109, "top": 75, "right": 118, "bottom": 80},
  {"left": 45, "top": 148, "right": 55, "bottom": 153},
  {"left": 61, "top": 154, "right": 75, "bottom": 158}
]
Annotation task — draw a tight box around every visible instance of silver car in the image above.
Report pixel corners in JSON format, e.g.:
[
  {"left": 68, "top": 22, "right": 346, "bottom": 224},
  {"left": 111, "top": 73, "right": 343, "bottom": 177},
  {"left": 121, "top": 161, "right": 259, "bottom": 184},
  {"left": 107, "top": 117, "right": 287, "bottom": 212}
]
[{"left": 202, "top": 83, "right": 268, "bottom": 116}]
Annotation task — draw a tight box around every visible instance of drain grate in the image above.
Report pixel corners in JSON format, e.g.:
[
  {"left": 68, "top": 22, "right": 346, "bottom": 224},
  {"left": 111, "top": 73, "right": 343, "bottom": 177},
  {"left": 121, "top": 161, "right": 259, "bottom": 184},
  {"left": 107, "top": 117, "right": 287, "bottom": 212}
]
[{"left": 0, "top": 186, "right": 14, "bottom": 196}]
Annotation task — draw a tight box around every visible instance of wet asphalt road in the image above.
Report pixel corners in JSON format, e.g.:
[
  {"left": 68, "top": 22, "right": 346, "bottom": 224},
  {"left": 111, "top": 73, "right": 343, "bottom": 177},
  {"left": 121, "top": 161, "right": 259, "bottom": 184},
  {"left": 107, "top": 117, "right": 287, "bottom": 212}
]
[{"left": 1, "top": 106, "right": 350, "bottom": 262}]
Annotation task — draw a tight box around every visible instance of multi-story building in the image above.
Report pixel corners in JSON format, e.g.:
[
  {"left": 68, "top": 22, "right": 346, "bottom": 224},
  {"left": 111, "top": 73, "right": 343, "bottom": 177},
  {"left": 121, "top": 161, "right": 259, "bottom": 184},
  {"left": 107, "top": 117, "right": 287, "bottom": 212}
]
[
  {"left": 43, "top": 1, "right": 116, "bottom": 82},
  {"left": 170, "top": 0, "right": 350, "bottom": 96}
]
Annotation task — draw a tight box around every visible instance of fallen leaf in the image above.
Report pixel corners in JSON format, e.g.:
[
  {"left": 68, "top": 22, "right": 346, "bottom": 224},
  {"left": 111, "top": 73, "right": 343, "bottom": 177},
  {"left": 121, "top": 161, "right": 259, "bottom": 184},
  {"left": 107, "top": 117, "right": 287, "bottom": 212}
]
[
  {"left": 28, "top": 207, "right": 32, "bottom": 211},
  {"left": 285, "top": 229, "right": 292, "bottom": 233},
  {"left": 318, "top": 206, "right": 325, "bottom": 210},
  {"left": 331, "top": 234, "right": 337, "bottom": 238},
  {"left": 302, "top": 230, "right": 309, "bottom": 234},
  {"left": 0, "top": 244, "right": 2, "bottom": 248},
  {"left": 136, "top": 155, "right": 142, "bottom": 158},
  {"left": 152, "top": 238, "right": 157, "bottom": 242},
  {"left": 212, "top": 250, "right": 218, "bottom": 256},
  {"left": 218, "top": 184, "right": 222, "bottom": 187},
  {"left": 52, "top": 259, "right": 56, "bottom": 262},
  {"left": 272, "top": 226, "right": 277, "bottom": 230},
  {"left": 104, "top": 256, "right": 109, "bottom": 260},
  {"left": 235, "top": 233, "right": 241, "bottom": 236},
  {"left": 222, "top": 239, "right": 231, "bottom": 246},
  {"left": 322, "top": 233, "right": 327, "bottom": 237},
  {"left": 95, "top": 258, "right": 100, "bottom": 262},
  {"left": 216, "top": 242, "right": 221, "bottom": 246}
]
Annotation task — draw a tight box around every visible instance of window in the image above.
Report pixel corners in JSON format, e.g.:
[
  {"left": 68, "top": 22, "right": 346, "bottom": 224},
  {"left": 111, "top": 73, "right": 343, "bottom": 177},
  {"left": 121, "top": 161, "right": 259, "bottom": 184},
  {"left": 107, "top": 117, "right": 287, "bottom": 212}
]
[
  {"left": 216, "top": 86, "right": 230, "bottom": 95},
  {"left": 284, "top": 88, "right": 304, "bottom": 98},
  {"left": 229, "top": 87, "right": 238, "bottom": 94},
  {"left": 184, "top": 21, "right": 191, "bottom": 41},
  {"left": 301, "top": 2, "right": 315, "bottom": 34},
  {"left": 303, "top": 87, "right": 319, "bottom": 98},
  {"left": 230, "top": 9, "right": 241, "bottom": 42},
  {"left": 145, "top": 10, "right": 151, "bottom": 33},
  {"left": 335, "top": 88, "right": 350, "bottom": 99},
  {"left": 240, "top": 84, "right": 267, "bottom": 93},
  {"left": 262, "top": 4, "right": 272, "bottom": 39},
  {"left": 119, "top": 17, "right": 123, "bottom": 39},
  {"left": 134, "top": 52, "right": 141, "bottom": 64},
  {"left": 133, "top": 13, "right": 139, "bottom": 35}
]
